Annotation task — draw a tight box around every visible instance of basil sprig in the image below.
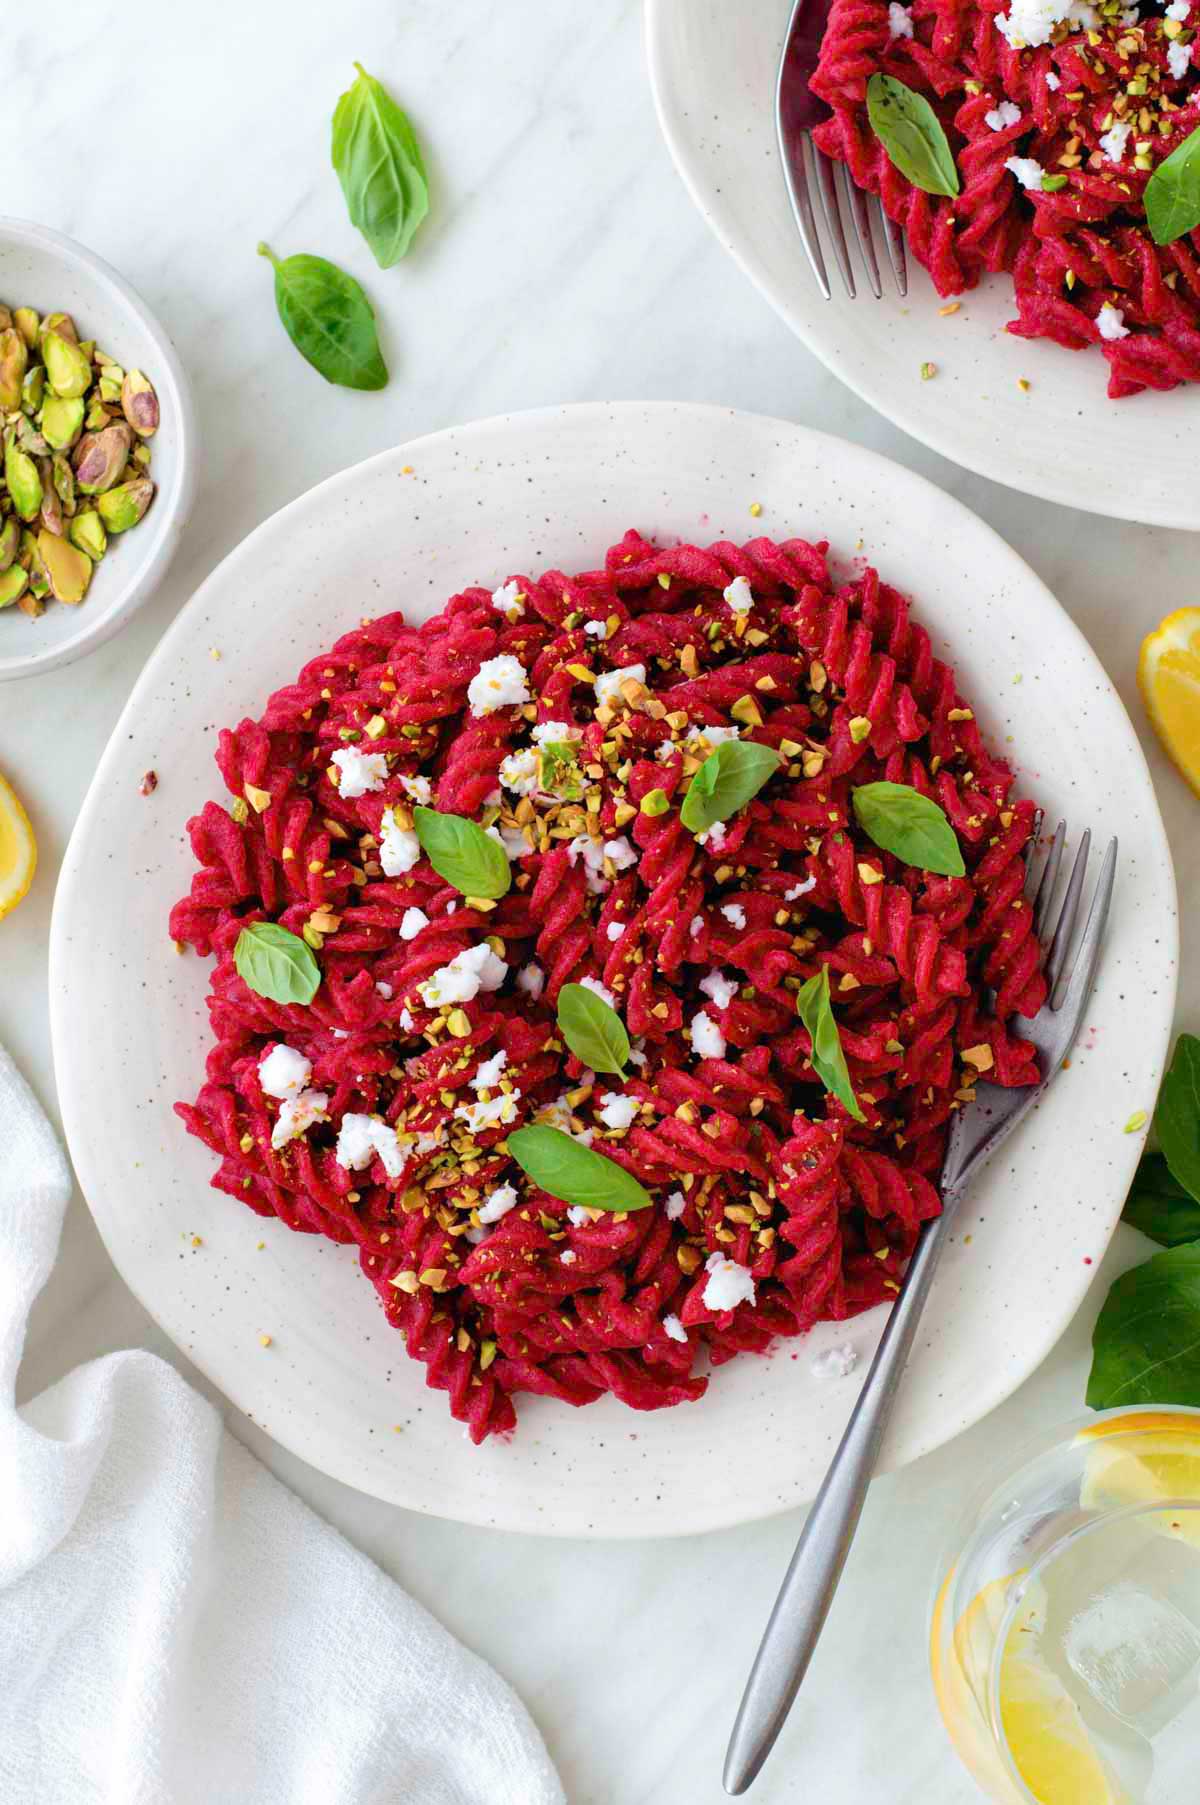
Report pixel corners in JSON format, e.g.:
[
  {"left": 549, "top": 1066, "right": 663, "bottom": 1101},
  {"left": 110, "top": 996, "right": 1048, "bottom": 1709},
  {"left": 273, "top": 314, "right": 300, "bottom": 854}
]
[
  {"left": 234, "top": 921, "right": 321, "bottom": 1005},
  {"left": 851, "top": 781, "right": 965, "bottom": 877},
  {"left": 1156, "top": 1032, "right": 1200, "bottom": 1204},
  {"left": 507, "top": 1125, "right": 653, "bottom": 1212},
  {"left": 795, "top": 966, "right": 865, "bottom": 1123},
  {"left": 1122, "top": 1154, "right": 1200, "bottom": 1247},
  {"left": 257, "top": 244, "right": 387, "bottom": 391},
  {"left": 332, "top": 62, "right": 429, "bottom": 268},
  {"left": 866, "top": 74, "right": 960, "bottom": 199},
  {"left": 413, "top": 805, "right": 511, "bottom": 899},
  {"left": 557, "top": 982, "right": 629, "bottom": 1077},
  {"left": 1144, "top": 123, "right": 1200, "bottom": 247},
  {"left": 680, "top": 740, "right": 782, "bottom": 836}
]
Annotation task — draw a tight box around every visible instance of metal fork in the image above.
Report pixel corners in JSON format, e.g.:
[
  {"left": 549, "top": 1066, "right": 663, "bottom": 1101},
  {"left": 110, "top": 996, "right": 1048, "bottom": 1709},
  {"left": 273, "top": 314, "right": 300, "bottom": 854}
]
[
  {"left": 777, "top": 0, "right": 907, "bottom": 299},
  {"left": 723, "top": 823, "right": 1118, "bottom": 1795}
]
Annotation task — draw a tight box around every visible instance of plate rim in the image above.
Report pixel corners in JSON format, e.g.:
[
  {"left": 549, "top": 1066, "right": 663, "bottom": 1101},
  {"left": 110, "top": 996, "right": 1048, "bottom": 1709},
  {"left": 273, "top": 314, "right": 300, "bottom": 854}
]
[
  {"left": 643, "top": 1, "right": 1200, "bottom": 534},
  {"left": 49, "top": 400, "right": 1179, "bottom": 1535}
]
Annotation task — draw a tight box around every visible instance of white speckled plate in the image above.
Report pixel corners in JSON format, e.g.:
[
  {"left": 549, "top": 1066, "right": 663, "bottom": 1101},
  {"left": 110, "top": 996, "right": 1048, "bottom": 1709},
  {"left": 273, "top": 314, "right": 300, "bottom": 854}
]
[
  {"left": 645, "top": 2, "right": 1200, "bottom": 531},
  {"left": 50, "top": 403, "right": 1176, "bottom": 1536}
]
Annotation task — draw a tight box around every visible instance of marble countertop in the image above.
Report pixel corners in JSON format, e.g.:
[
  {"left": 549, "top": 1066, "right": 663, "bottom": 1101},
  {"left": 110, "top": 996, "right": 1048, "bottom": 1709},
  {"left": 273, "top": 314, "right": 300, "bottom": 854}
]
[{"left": 5, "top": 3, "right": 1197, "bottom": 1800}]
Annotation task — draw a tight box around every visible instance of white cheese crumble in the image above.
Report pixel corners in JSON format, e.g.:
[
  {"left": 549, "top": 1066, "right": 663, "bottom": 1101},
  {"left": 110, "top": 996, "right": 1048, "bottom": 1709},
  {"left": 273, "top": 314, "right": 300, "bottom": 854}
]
[
  {"left": 567, "top": 833, "right": 636, "bottom": 894},
  {"left": 723, "top": 575, "right": 755, "bottom": 614},
  {"left": 691, "top": 1010, "right": 726, "bottom": 1060},
  {"left": 1168, "top": 35, "right": 1192, "bottom": 75},
  {"left": 335, "top": 1113, "right": 404, "bottom": 1179},
  {"left": 579, "top": 973, "right": 618, "bottom": 1010},
  {"left": 720, "top": 902, "right": 747, "bottom": 931},
  {"left": 331, "top": 746, "right": 388, "bottom": 798},
  {"left": 398, "top": 774, "right": 432, "bottom": 805},
  {"left": 467, "top": 654, "right": 530, "bottom": 717},
  {"left": 531, "top": 719, "right": 580, "bottom": 745},
  {"left": 379, "top": 807, "right": 421, "bottom": 877},
  {"left": 478, "top": 1182, "right": 518, "bottom": 1224},
  {"left": 784, "top": 873, "right": 817, "bottom": 901},
  {"left": 487, "top": 822, "right": 530, "bottom": 862},
  {"left": 689, "top": 916, "right": 704, "bottom": 938},
  {"left": 1005, "top": 156, "right": 1046, "bottom": 190},
  {"left": 1097, "top": 301, "right": 1130, "bottom": 341},
  {"left": 597, "top": 1091, "right": 638, "bottom": 1131},
  {"left": 399, "top": 907, "right": 429, "bottom": 941},
  {"left": 665, "top": 1190, "right": 687, "bottom": 1220},
  {"left": 516, "top": 962, "right": 545, "bottom": 1000},
  {"left": 455, "top": 1091, "right": 520, "bottom": 1134},
  {"left": 888, "top": 0, "right": 915, "bottom": 31},
  {"left": 271, "top": 1089, "right": 329, "bottom": 1149},
  {"left": 1045, "top": 69, "right": 1061, "bottom": 88},
  {"left": 1167, "top": 0, "right": 1189, "bottom": 18},
  {"left": 491, "top": 580, "right": 525, "bottom": 622},
  {"left": 606, "top": 920, "right": 625, "bottom": 943},
  {"left": 985, "top": 101, "right": 1022, "bottom": 130},
  {"left": 471, "top": 1048, "right": 508, "bottom": 1093},
  {"left": 567, "top": 1206, "right": 594, "bottom": 1226},
  {"left": 1099, "top": 120, "right": 1131, "bottom": 162},
  {"left": 699, "top": 969, "right": 738, "bottom": 1010},
  {"left": 258, "top": 1044, "right": 311, "bottom": 1098},
  {"left": 697, "top": 819, "right": 728, "bottom": 851},
  {"left": 498, "top": 748, "right": 540, "bottom": 796},
  {"left": 398, "top": 1006, "right": 414, "bottom": 1031},
  {"left": 687, "top": 723, "right": 741, "bottom": 753},
  {"left": 994, "top": 0, "right": 1082, "bottom": 47},
  {"left": 560, "top": 1249, "right": 577, "bottom": 1264},
  {"left": 418, "top": 942, "right": 508, "bottom": 1008},
  {"left": 583, "top": 619, "right": 607, "bottom": 639},
  {"left": 702, "top": 1253, "right": 757, "bottom": 1313},
  {"left": 594, "top": 663, "right": 646, "bottom": 708},
  {"left": 662, "top": 1314, "right": 689, "bottom": 1344},
  {"left": 811, "top": 1344, "right": 860, "bottom": 1380},
  {"left": 376, "top": 981, "right": 394, "bottom": 999}
]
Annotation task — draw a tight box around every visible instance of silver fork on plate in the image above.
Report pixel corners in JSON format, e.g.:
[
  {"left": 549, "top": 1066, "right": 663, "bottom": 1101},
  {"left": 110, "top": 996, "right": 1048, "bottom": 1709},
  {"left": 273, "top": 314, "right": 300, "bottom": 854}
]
[
  {"left": 777, "top": 0, "right": 907, "bottom": 298},
  {"left": 723, "top": 822, "right": 1118, "bottom": 1794}
]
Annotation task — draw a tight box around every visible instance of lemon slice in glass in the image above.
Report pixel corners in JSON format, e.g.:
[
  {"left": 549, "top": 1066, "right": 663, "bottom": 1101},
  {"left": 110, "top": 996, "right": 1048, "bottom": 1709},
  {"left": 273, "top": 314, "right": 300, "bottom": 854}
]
[
  {"left": 998, "top": 1649, "right": 1127, "bottom": 1804},
  {"left": 1079, "top": 1421, "right": 1200, "bottom": 1546},
  {"left": 1139, "top": 607, "right": 1200, "bottom": 797},
  {"left": 0, "top": 771, "right": 36, "bottom": 921}
]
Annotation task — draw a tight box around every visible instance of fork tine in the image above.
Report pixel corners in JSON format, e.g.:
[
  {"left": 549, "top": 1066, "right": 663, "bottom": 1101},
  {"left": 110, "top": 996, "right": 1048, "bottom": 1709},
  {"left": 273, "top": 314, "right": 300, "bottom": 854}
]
[
  {"left": 879, "top": 202, "right": 907, "bottom": 296},
  {"left": 845, "top": 179, "right": 883, "bottom": 298},
  {"left": 1023, "top": 807, "right": 1044, "bottom": 892},
  {"left": 1045, "top": 828, "right": 1091, "bottom": 996},
  {"left": 779, "top": 128, "right": 831, "bottom": 300},
  {"left": 813, "top": 150, "right": 857, "bottom": 299},
  {"left": 1032, "top": 818, "right": 1066, "bottom": 938},
  {"left": 1056, "top": 837, "right": 1117, "bottom": 1017}
]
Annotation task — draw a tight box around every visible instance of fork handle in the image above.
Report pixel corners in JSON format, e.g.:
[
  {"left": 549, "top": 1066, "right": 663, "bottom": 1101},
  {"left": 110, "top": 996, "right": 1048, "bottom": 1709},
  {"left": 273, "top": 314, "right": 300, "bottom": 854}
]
[{"left": 722, "top": 1209, "right": 953, "bottom": 1796}]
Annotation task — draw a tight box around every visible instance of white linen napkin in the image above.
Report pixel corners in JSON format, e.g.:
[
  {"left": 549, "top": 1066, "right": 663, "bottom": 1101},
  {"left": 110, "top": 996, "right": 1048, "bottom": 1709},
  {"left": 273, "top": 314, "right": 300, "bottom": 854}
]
[{"left": 0, "top": 1042, "right": 565, "bottom": 1805}]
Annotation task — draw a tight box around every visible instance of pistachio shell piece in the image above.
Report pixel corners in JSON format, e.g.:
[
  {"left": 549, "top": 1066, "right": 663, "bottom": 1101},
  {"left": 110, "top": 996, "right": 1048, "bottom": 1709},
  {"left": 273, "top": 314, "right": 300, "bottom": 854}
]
[
  {"left": 0, "top": 515, "right": 18, "bottom": 572},
  {"left": 41, "top": 395, "right": 85, "bottom": 451},
  {"left": 0, "top": 564, "right": 28, "bottom": 609},
  {"left": 37, "top": 528, "right": 92, "bottom": 603},
  {"left": 37, "top": 458, "right": 64, "bottom": 536},
  {"left": 43, "top": 330, "right": 92, "bottom": 399},
  {"left": 97, "top": 476, "right": 153, "bottom": 532},
  {"left": 21, "top": 364, "right": 45, "bottom": 412},
  {"left": 74, "top": 421, "right": 132, "bottom": 494},
  {"left": 13, "top": 307, "right": 39, "bottom": 349},
  {"left": 0, "top": 326, "right": 27, "bottom": 411},
  {"left": 121, "top": 368, "right": 159, "bottom": 437},
  {"left": 4, "top": 433, "right": 43, "bottom": 522},
  {"left": 68, "top": 509, "right": 106, "bottom": 561}
]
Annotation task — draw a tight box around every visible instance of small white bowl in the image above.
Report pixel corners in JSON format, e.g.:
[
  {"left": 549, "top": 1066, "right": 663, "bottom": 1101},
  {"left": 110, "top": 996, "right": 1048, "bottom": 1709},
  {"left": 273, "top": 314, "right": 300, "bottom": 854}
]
[{"left": 0, "top": 218, "right": 196, "bottom": 682}]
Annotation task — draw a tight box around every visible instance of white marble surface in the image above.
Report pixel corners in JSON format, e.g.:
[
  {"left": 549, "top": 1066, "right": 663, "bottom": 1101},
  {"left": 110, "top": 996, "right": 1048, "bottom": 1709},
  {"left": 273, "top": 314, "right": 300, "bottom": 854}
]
[{"left": 4, "top": 3, "right": 1197, "bottom": 1800}]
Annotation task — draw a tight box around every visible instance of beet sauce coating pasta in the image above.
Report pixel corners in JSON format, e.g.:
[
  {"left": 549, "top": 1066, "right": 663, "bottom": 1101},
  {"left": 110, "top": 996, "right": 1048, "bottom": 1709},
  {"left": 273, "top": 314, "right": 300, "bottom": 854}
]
[
  {"left": 170, "top": 531, "right": 1045, "bottom": 1443},
  {"left": 812, "top": 0, "right": 1200, "bottom": 397}
]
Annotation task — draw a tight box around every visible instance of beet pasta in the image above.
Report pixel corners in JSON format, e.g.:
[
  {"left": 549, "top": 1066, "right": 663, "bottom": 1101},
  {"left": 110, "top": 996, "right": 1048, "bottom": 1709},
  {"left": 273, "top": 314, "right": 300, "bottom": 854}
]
[{"left": 170, "top": 530, "right": 1045, "bottom": 1443}]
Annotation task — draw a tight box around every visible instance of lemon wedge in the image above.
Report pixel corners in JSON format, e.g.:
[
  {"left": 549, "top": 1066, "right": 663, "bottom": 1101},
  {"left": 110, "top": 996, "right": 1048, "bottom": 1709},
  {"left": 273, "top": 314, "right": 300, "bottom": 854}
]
[
  {"left": 1080, "top": 1425, "right": 1200, "bottom": 1546},
  {"left": 999, "top": 1649, "right": 1127, "bottom": 1804},
  {"left": 1139, "top": 607, "right": 1200, "bottom": 797},
  {"left": 0, "top": 771, "right": 36, "bottom": 920}
]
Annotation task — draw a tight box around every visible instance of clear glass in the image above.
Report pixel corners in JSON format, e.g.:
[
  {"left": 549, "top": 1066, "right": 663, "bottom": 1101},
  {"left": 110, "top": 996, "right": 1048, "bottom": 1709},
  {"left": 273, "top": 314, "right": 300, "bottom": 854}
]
[{"left": 930, "top": 1407, "right": 1200, "bottom": 1804}]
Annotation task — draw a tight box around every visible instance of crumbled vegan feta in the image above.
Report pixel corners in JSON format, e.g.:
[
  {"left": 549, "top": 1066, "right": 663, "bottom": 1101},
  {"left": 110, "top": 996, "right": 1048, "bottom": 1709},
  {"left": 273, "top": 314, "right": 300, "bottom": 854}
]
[
  {"left": 398, "top": 774, "right": 432, "bottom": 805},
  {"left": 498, "top": 748, "right": 540, "bottom": 796},
  {"left": 258, "top": 1044, "right": 311, "bottom": 1098},
  {"left": 985, "top": 100, "right": 1022, "bottom": 130},
  {"left": 1099, "top": 120, "right": 1131, "bottom": 162},
  {"left": 662, "top": 1314, "right": 689, "bottom": 1343},
  {"left": 455, "top": 1091, "right": 520, "bottom": 1134},
  {"left": 994, "top": 0, "right": 1075, "bottom": 47},
  {"left": 583, "top": 619, "right": 607, "bottom": 639},
  {"left": 560, "top": 1249, "right": 577, "bottom": 1264},
  {"left": 1044, "top": 69, "right": 1060, "bottom": 88},
  {"left": 398, "top": 1006, "right": 414, "bottom": 1030},
  {"left": 702, "top": 1253, "right": 756, "bottom": 1313},
  {"left": 567, "top": 833, "right": 636, "bottom": 894},
  {"left": 1097, "top": 301, "right": 1130, "bottom": 341},
  {"left": 686, "top": 722, "right": 741, "bottom": 753},
  {"left": 478, "top": 1182, "right": 518, "bottom": 1224},
  {"left": 270, "top": 1088, "right": 329, "bottom": 1149},
  {"left": 379, "top": 807, "right": 421, "bottom": 877},
  {"left": 335, "top": 1112, "right": 404, "bottom": 1179},
  {"left": 486, "top": 822, "right": 530, "bottom": 862},
  {"left": 568, "top": 1206, "right": 594, "bottom": 1226},
  {"left": 697, "top": 820, "right": 728, "bottom": 851},
  {"left": 491, "top": 580, "right": 525, "bottom": 622},
  {"left": 331, "top": 746, "right": 388, "bottom": 798},
  {"left": 516, "top": 962, "right": 545, "bottom": 1000},
  {"left": 597, "top": 1091, "right": 638, "bottom": 1131},
  {"left": 467, "top": 654, "right": 530, "bottom": 717},
  {"left": 1005, "top": 156, "right": 1046, "bottom": 189},
  {"left": 1168, "top": 35, "right": 1192, "bottom": 75},
  {"left": 1167, "top": 0, "right": 1190, "bottom": 18},
  {"left": 665, "top": 1189, "right": 687, "bottom": 1220},
  {"left": 594, "top": 663, "right": 646, "bottom": 708},
  {"left": 723, "top": 575, "right": 755, "bottom": 614},
  {"left": 720, "top": 902, "right": 747, "bottom": 931},
  {"left": 784, "top": 873, "right": 817, "bottom": 901},
  {"left": 605, "top": 920, "right": 625, "bottom": 943},
  {"left": 471, "top": 1048, "right": 508, "bottom": 1093},
  {"left": 888, "top": 0, "right": 915, "bottom": 31},
  {"left": 699, "top": 969, "right": 738, "bottom": 1010},
  {"left": 579, "top": 973, "right": 618, "bottom": 1011},
  {"left": 418, "top": 942, "right": 509, "bottom": 1008},
  {"left": 688, "top": 916, "right": 704, "bottom": 938},
  {"left": 690, "top": 1010, "right": 726, "bottom": 1060},
  {"left": 811, "top": 1344, "right": 859, "bottom": 1380},
  {"left": 531, "top": 719, "right": 579, "bottom": 745},
  {"left": 399, "top": 907, "right": 429, "bottom": 941}
]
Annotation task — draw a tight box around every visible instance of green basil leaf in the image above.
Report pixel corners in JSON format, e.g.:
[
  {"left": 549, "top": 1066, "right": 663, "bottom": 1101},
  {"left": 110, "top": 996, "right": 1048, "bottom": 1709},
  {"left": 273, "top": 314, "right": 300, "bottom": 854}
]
[
  {"left": 1087, "top": 1242, "right": 1200, "bottom": 1410},
  {"left": 851, "top": 781, "right": 966, "bottom": 877},
  {"left": 257, "top": 243, "right": 387, "bottom": 391},
  {"left": 1157, "top": 1032, "right": 1200, "bottom": 1202},
  {"left": 331, "top": 62, "right": 429, "bottom": 268},
  {"left": 540, "top": 740, "right": 582, "bottom": 799},
  {"left": 1145, "top": 123, "right": 1200, "bottom": 247},
  {"left": 1122, "top": 1152, "right": 1200, "bottom": 1247},
  {"left": 412, "top": 805, "right": 511, "bottom": 899},
  {"left": 795, "top": 965, "right": 865, "bottom": 1123},
  {"left": 234, "top": 921, "right": 321, "bottom": 1005},
  {"left": 680, "top": 740, "right": 782, "bottom": 835},
  {"left": 557, "top": 982, "right": 630, "bottom": 1077},
  {"left": 866, "top": 74, "right": 960, "bottom": 199},
  {"left": 507, "top": 1125, "right": 653, "bottom": 1212}
]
